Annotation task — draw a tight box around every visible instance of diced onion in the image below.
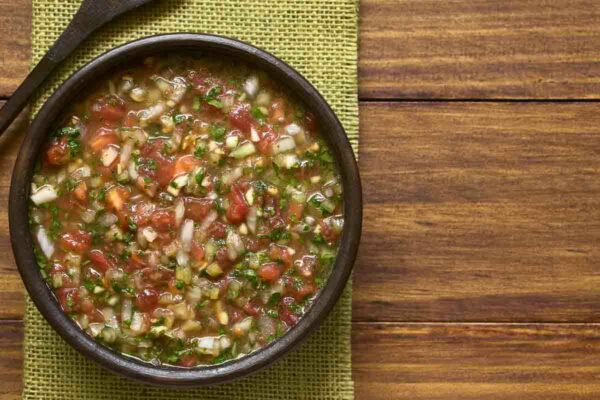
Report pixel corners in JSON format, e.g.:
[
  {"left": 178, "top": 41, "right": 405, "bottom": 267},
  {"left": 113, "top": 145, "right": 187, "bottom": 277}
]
[
  {"left": 174, "top": 198, "right": 185, "bottom": 227},
  {"left": 142, "top": 226, "right": 158, "bottom": 243},
  {"left": 127, "top": 161, "right": 138, "bottom": 180},
  {"left": 225, "top": 135, "right": 239, "bottom": 149},
  {"left": 222, "top": 167, "right": 243, "bottom": 185},
  {"left": 80, "top": 209, "right": 96, "bottom": 224},
  {"left": 243, "top": 76, "right": 259, "bottom": 97},
  {"left": 196, "top": 210, "right": 218, "bottom": 241},
  {"left": 232, "top": 317, "right": 253, "bottom": 337},
  {"left": 246, "top": 207, "right": 257, "bottom": 234},
  {"left": 101, "top": 146, "right": 119, "bottom": 167},
  {"left": 180, "top": 219, "right": 194, "bottom": 251},
  {"left": 226, "top": 231, "right": 245, "bottom": 261},
  {"left": 30, "top": 185, "right": 58, "bottom": 205},
  {"left": 176, "top": 249, "right": 189, "bottom": 267},
  {"left": 98, "top": 212, "right": 118, "bottom": 227},
  {"left": 119, "top": 140, "right": 134, "bottom": 168},
  {"left": 36, "top": 226, "right": 55, "bottom": 258},
  {"left": 71, "top": 165, "right": 91, "bottom": 180},
  {"left": 271, "top": 136, "right": 296, "bottom": 154},
  {"left": 275, "top": 153, "right": 299, "bottom": 169},
  {"left": 285, "top": 123, "right": 302, "bottom": 136}
]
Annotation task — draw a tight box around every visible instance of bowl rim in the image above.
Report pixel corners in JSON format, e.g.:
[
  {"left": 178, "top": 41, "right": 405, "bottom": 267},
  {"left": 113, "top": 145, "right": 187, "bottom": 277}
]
[{"left": 9, "top": 33, "right": 362, "bottom": 387}]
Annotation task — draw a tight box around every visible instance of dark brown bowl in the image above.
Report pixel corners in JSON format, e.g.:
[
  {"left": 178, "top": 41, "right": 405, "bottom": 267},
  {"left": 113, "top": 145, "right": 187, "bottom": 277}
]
[{"left": 9, "top": 33, "right": 361, "bottom": 387}]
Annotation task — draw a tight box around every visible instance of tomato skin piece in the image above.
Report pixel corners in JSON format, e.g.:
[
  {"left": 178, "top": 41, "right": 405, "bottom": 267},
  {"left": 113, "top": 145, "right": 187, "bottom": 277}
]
[
  {"left": 56, "top": 287, "right": 78, "bottom": 312},
  {"left": 173, "top": 155, "right": 201, "bottom": 178},
  {"left": 226, "top": 184, "right": 249, "bottom": 224},
  {"left": 228, "top": 104, "right": 253, "bottom": 133},
  {"left": 87, "top": 128, "right": 119, "bottom": 154},
  {"left": 135, "top": 288, "right": 159, "bottom": 312},
  {"left": 45, "top": 137, "right": 70, "bottom": 166},
  {"left": 191, "top": 242, "right": 205, "bottom": 262},
  {"left": 184, "top": 197, "right": 213, "bottom": 221},
  {"left": 59, "top": 230, "right": 92, "bottom": 254},
  {"left": 256, "top": 127, "right": 277, "bottom": 155},
  {"left": 258, "top": 262, "right": 282, "bottom": 282},
  {"left": 91, "top": 95, "right": 126, "bottom": 125},
  {"left": 243, "top": 301, "right": 261, "bottom": 316},
  {"left": 280, "top": 307, "right": 299, "bottom": 327},
  {"left": 287, "top": 200, "right": 304, "bottom": 221},
  {"left": 88, "top": 249, "right": 113, "bottom": 273},
  {"left": 208, "top": 222, "right": 227, "bottom": 239},
  {"left": 150, "top": 210, "right": 175, "bottom": 233},
  {"left": 179, "top": 354, "right": 198, "bottom": 367},
  {"left": 106, "top": 186, "right": 130, "bottom": 212}
]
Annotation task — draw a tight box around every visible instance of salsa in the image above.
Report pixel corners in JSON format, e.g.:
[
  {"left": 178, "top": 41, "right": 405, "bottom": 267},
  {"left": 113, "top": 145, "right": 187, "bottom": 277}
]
[{"left": 28, "top": 55, "right": 344, "bottom": 367}]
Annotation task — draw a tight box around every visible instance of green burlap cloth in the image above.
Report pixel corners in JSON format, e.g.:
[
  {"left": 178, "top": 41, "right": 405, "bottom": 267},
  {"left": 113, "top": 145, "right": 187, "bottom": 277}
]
[{"left": 24, "top": 0, "right": 358, "bottom": 398}]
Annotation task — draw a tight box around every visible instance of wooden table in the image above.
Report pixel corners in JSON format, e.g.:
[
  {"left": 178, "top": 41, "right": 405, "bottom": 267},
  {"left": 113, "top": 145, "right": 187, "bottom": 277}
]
[{"left": 2, "top": 1, "right": 600, "bottom": 398}]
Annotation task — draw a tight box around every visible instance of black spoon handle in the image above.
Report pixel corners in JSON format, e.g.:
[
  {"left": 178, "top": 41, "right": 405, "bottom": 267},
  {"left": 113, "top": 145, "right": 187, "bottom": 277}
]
[{"left": 0, "top": 0, "right": 152, "bottom": 136}]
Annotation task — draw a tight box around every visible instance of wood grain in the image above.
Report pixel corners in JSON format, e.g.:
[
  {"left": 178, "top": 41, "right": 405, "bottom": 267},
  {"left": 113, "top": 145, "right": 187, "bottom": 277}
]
[
  {"left": 354, "top": 101, "right": 600, "bottom": 322},
  {"left": 3, "top": 321, "right": 600, "bottom": 399},
  {"left": 360, "top": 0, "right": 600, "bottom": 99},
  {"left": 353, "top": 322, "right": 600, "bottom": 400},
  {"left": 0, "top": 0, "right": 31, "bottom": 98},
  {"left": 3, "top": 1, "right": 600, "bottom": 99}
]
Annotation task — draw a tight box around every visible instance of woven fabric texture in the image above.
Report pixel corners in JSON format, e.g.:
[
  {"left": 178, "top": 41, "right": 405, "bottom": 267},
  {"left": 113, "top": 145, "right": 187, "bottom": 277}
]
[{"left": 24, "top": 0, "right": 358, "bottom": 399}]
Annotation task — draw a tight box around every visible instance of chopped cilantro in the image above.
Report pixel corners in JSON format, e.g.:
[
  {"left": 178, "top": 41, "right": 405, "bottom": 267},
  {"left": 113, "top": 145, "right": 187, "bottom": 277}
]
[
  {"left": 194, "top": 143, "right": 207, "bottom": 158},
  {"left": 208, "top": 124, "right": 226, "bottom": 140}
]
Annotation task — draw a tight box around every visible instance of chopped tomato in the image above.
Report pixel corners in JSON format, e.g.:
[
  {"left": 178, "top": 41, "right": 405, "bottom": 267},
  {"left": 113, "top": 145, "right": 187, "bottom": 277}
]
[
  {"left": 191, "top": 242, "right": 205, "bottom": 262},
  {"left": 59, "top": 230, "right": 92, "bottom": 254},
  {"left": 130, "top": 202, "right": 155, "bottom": 226},
  {"left": 88, "top": 249, "right": 113, "bottom": 273},
  {"left": 291, "top": 282, "right": 316, "bottom": 301},
  {"left": 287, "top": 200, "right": 304, "bottom": 221},
  {"left": 209, "top": 222, "right": 227, "bottom": 239},
  {"left": 126, "top": 253, "right": 147, "bottom": 272},
  {"left": 184, "top": 197, "right": 213, "bottom": 221},
  {"left": 269, "top": 244, "right": 293, "bottom": 267},
  {"left": 72, "top": 181, "right": 87, "bottom": 203},
  {"left": 320, "top": 220, "right": 339, "bottom": 242},
  {"left": 256, "top": 127, "right": 277, "bottom": 154},
  {"left": 91, "top": 95, "right": 126, "bottom": 125},
  {"left": 150, "top": 210, "right": 175, "bottom": 233},
  {"left": 106, "top": 186, "right": 130, "bottom": 212},
  {"left": 226, "top": 184, "right": 249, "bottom": 224},
  {"left": 229, "top": 104, "right": 253, "bottom": 133},
  {"left": 140, "top": 140, "right": 174, "bottom": 186},
  {"left": 87, "top": 128, "right": 119, "bottom": 154},
  {"left": 56, "top": 287, "right": 78, "bottom": 312},
  {"left": 45, "top": 137, "right": 70, "bottom": 166},
  {"left": 179, "top": 354, "right": 198, "bottom": 367},
  {"left": 280, "top": 307, "right": 299, "bottom": 327},
  {"left": 123, "top": 111, "right": 139, "bottom": 127},
  {"left": 258, "top": 262, "right": 282, "bottom": 282},
  {"left": 135, "top": 288, "right": 159, "bottom": 312},
  {"left": 173, "top": 155, "right": 201, "bottom": 178},
  {"left": 243, "top": 301, "right": 261, "bottom": 316},
  {"left": 269, "top": 99, "right": 286, "bottom": 124}
]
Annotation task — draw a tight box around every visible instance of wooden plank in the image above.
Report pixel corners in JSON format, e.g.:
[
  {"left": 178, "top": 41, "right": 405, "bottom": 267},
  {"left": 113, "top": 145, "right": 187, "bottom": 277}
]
[
  {"left": 353, "top": 322, "right": 600, "bottom": 400},
  {"left": 2, "top": 321, "right": 600, "bottom": 399},
  {"left": 359, "top": 0, "right": 600, "bottom": 99},
  {"left": 0, "top": 321, "right": 23, "bottom": 400},
  {"left": 0, "top": 101, "right": 25, "bottom": 320},
  {"left": 3, "top": 102, "right": 600, "bottom": 322},
  {"left": 354, "top": 101, "right": 600, "bottom": 322},
  {"left": 0, "top": 0, "right": 30, "bottom": 98},
  {"left": 2, "top": 1, "right": 600, "bottom": 100}
]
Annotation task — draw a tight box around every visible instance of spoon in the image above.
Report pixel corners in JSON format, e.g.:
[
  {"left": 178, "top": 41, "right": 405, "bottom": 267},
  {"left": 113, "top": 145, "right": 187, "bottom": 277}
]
[{"left": 0, "top": 0, "right": 154, "bottom": 136}]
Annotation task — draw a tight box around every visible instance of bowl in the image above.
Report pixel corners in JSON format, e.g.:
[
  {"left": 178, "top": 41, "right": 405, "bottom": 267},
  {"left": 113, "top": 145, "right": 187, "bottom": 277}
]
[{"left": 9, "top": 33, "right": 361, "bottom": 387}]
